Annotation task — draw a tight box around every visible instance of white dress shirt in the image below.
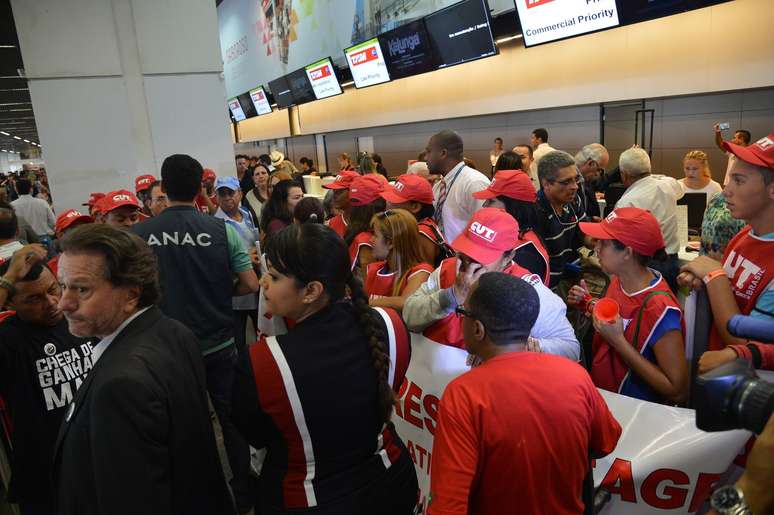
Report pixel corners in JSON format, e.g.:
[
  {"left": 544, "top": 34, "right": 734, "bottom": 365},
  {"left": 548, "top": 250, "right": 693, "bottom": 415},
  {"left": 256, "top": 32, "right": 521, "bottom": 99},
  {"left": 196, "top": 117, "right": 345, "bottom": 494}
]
[
  {"left": 529, "top": 142, "right": 556, "bottom": 183},
  {"left": 90, "top": 306, "right": 152, "bottom": 365},
  {"left": 432, "top": 162, "right": 490, "bottom": 243},
  {"left": 10, "top": 194, "right": 55, "bottom": 236},
  {"left": 616, "top": 174, "right": 685, "bottom": 255}
]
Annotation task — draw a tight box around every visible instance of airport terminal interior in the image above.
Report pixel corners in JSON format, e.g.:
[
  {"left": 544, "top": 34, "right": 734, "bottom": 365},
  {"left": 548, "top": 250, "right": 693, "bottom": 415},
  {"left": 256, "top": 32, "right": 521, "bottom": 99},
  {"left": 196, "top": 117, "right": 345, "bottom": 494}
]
[{"left": 0, "top": 0, "right": 773, "bottom": 514}]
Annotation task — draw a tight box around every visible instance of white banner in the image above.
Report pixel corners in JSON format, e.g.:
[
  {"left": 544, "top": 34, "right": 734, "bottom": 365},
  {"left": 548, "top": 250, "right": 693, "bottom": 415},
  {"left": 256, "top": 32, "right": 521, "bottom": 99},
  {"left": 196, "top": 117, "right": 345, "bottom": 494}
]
[{"left": 392, "top": 334, "right": 751, "bottom": 514}]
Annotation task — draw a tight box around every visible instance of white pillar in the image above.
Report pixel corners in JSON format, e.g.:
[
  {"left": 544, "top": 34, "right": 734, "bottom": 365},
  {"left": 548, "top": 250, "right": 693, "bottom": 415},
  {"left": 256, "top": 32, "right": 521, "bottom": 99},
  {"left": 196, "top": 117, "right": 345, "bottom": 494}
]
[{"left": 11, "top": 0, "right": 235, "bottom": 212}]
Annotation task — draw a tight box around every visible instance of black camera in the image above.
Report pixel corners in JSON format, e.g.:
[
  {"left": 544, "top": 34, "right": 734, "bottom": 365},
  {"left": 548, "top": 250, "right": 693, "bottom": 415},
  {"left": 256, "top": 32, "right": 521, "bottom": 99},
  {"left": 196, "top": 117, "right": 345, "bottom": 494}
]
[{"left": 695, "top": 359, "right": 774, "bottom": 434}]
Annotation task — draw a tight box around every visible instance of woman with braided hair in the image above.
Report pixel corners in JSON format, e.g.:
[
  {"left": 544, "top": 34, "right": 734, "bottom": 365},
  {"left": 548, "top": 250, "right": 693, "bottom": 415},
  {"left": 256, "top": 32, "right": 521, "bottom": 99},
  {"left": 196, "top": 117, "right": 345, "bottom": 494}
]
[{"left": 233, "top": 223, "right": 418, "bottom": 515}]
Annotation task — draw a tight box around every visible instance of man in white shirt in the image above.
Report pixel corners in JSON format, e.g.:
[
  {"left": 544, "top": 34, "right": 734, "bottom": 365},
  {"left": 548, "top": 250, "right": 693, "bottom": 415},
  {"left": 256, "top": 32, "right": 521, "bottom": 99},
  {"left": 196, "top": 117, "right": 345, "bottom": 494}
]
[
  {"left": 0, "top": 206, "right": 24, "bottom": 261},
  {"left": 426, "top": 130, "right": 490, "bottom": 242},
  {"left": 714, "top": 125, "right": 752, "bottom": 186},
  {"left": 529, "top": 128, "right": 556, "bottom": 182},
  {"left": 616, "top": 147, "right": 684, "bottom": 290},
  {"left": 10, "top": 178, "right": 55, "bottom": 237}
]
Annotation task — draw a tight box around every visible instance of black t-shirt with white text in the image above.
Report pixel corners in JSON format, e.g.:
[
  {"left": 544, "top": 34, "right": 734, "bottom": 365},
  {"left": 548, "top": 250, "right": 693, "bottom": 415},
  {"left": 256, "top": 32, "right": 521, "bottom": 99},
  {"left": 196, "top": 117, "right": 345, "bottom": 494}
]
[{"left": 0, "top": 315, "right": 95, "bottom": 503}]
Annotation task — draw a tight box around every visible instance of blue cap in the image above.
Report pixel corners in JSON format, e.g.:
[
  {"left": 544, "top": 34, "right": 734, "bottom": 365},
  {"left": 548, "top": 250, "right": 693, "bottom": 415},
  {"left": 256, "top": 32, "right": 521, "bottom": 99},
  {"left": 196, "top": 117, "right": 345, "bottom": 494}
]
[{"left": 215, "top": 175, "right": 240, "bottom": 192}]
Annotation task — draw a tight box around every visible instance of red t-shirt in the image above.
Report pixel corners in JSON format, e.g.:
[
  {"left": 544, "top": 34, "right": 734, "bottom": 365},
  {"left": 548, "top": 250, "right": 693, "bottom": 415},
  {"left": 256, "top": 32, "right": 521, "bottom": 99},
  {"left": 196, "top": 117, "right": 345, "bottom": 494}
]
[
  {"left": 709, "top": 226, "right": 774, "bottom": 350},
  {"left": 328, "top": 215, "right": 347, "bottom": 238},
  {"left": 364, "top": 261, "right": 433, "bottom": 299},
  {"left": 348, "top": 231, "right": 373, "bottom": 272},
  {"left": 194, "top": 192, "right": 216, "bottom": 213},
  {"left": 429, "top": 352, "right": 621, "bottom": 515}
]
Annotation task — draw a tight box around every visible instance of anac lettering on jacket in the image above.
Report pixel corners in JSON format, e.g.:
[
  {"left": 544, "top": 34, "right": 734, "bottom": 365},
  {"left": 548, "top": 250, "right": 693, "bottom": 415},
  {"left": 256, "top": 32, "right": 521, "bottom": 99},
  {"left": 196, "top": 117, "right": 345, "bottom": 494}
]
[{"left": 146, "top": 232, "right": 212, "bottom": 247}]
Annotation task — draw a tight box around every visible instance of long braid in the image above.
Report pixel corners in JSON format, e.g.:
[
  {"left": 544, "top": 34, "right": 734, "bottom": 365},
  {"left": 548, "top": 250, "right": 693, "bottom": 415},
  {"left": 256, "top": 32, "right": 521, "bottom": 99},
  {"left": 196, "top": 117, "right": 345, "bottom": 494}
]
[{"left": 347, "top": 274, "right": 394, "bottom": 424}]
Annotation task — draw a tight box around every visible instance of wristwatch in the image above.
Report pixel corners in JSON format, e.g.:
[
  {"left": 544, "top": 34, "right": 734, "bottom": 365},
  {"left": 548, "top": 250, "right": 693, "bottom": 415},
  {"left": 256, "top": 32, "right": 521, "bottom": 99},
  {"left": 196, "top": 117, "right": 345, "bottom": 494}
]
[
  {"left": 0, "top": 276, "right": 15, "bottom": 297},
  {"left": 710, "top": 485, "right": 751, "bottom": 515}
]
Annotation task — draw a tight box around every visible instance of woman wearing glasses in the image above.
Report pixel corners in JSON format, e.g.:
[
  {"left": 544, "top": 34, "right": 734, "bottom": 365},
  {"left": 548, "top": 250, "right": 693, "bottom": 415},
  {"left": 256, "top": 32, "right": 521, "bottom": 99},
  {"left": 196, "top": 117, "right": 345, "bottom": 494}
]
[
  {"left": 365, "top": 209, "right": 434, "bottom": 311},
  {"left": 234, "top": 223, "right": 418, "bottom": 515}
]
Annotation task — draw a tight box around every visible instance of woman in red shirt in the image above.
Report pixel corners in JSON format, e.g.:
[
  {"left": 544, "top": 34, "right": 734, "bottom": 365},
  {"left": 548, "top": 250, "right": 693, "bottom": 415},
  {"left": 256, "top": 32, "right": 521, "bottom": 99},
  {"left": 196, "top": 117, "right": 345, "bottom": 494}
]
[
  {"left": 472, "top": 167, "right": 550, "bottom": 285},
  {"left": 344, "top": 175, "right": 386, "bottom": 279},
  {"left": 380, "top": 174, "right": 449, "bottom": 267},
  {"left": 365, "top": 209, "right": 433, "bottom": 311},
  {"left": 322, "top": 171, "right": 359, "bottom": 238},
  {"left": 337, "top": 152, "right": 355, "bottom": 172},
  {"left": 568, "top": 208, "right": 688, "bottom": 405}
]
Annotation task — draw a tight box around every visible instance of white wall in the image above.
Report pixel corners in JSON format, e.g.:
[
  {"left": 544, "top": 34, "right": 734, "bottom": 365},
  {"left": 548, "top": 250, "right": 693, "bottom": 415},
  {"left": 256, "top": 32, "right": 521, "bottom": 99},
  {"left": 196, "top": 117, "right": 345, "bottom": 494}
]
[{"left": 12, "top": 0, "right": 234, "bottom": 212}]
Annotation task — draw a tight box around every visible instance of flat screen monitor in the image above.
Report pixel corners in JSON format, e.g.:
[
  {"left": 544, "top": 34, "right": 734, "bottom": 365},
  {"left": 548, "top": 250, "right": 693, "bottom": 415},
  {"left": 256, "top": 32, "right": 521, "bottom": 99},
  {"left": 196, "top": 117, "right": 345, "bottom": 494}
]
[
  {"left": 424, "top": 0, "right": 497, "bottom": 69},
  {"left": 344, "top": 37, "right": 391, "bottom": 89},
  {"left": 249, "top": 86, "right": 273, "bottom": 115},
  {"left": 227, "top": 97, "right": 246, "bottom": 121},
  {"left": 237, "top": 92, "right": 258, "bottom": 119},
  {"left": 379, "top": 19, "right": 437, "bottom": 80},
  {"left": 677, "top": 192, "right": 707, "bottom": 230},
  {"left": 305, "top": 57, "right": 343, "bottom": 100},
  {"left": 514, "top": 0, "right": 620, "bottom": 48},
  {"left": 617, "top": 0, "right": 731, "bottom": 25},
  {"left": 286, "top": 68, "right": 316, "bottom": 106},
  {"left": 268, "top": 76, "right": 294, "bottom": 109}
]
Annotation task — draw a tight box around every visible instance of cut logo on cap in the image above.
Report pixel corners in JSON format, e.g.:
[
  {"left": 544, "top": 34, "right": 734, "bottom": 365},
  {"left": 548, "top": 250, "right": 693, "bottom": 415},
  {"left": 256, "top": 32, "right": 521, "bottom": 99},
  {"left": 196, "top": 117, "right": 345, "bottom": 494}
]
[
  {"left": 394, "top": 182, "right": 405, "bottom": 191},
  {"left": 756, "top": 137, "right": 773, "bottom": 150},
  {"left": 470, "top": 221, "right": 497, "bottom": 242},
  {"left": 113, "top": 194, "right": 133, "bottom": 202},
  {"left": 605, "top": 210, "right": 618, "bottom": 223}
]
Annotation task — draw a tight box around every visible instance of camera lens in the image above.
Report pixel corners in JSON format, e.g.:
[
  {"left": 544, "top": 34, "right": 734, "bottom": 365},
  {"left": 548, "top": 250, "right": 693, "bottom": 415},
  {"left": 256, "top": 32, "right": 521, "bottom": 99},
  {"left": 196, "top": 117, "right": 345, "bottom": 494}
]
[{"left": 731, "top": 379, "right": 774, "bottom": 434}]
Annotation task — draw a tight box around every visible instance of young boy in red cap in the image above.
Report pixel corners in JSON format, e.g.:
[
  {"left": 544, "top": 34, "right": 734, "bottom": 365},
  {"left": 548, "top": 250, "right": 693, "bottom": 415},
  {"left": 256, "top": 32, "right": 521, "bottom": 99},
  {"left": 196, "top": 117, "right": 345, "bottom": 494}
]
[
  {"left": 569, "top": 207, "right": 688, "bottom": 404},
  {"left": 381, "top": 173, "right": 450, "bottom": 267},
  {"left": 135, "top": 174, "right": 156, "bottom": 219},
  {"left": 344, "top": 175, "right": 386, "bottom": 277},
  {"left": 48, "top": 209, "right": 94, "bottom": 275},
  {"left": 194, "top": 168, "right": 218, "bottom": 214},
  {"left": 322, "top": 170, "right": 360, "bottom": 237},
  {"left": 81, "top": 192, "right": 105, "bottom": 218},
  {"left": 100, "top": 190, "right": 142, "bottom": 230},
  {"left": 679, "top": 133, "right": 774, "bottom": 350},
  {"left": 473, "top": 169, "right": 550, "bottom": 285},
  {"left": 403, "top": 207, "right": 579, "bottom": 359}
]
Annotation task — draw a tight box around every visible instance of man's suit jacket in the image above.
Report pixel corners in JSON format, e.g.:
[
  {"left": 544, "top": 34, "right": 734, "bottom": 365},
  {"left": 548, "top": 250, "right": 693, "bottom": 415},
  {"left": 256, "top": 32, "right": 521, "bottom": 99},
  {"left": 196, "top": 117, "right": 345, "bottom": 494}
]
[{"left": 53, "top": 307, "right": 234, "bottom": 515}]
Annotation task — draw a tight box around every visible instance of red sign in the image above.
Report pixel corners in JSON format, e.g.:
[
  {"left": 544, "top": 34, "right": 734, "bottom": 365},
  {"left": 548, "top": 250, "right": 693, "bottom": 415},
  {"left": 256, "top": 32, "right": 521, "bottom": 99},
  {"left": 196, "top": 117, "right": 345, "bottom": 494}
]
[
  {"left": 308, "top": 64, "right": 332, "bottom": 81},
  {"left": 350, "top": 46, "right": 380, "bottom": 66},
  {"left": 526, "top": 0, "right": 554, "bottom": 8}
]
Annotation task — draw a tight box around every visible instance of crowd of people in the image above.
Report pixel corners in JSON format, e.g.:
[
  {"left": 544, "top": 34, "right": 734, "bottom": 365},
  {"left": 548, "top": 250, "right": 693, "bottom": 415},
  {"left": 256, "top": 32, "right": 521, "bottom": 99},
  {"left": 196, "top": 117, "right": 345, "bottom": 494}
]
[{"left": 0, "top": 125, "right": 772, "bottom": 515}]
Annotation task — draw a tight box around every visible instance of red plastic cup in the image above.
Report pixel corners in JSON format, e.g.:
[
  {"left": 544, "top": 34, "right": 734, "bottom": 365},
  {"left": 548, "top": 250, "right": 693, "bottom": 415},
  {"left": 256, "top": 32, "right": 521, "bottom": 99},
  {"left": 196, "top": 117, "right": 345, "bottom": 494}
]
[{"left": 593, "top": 298, "right": 620, "bottom": 323}]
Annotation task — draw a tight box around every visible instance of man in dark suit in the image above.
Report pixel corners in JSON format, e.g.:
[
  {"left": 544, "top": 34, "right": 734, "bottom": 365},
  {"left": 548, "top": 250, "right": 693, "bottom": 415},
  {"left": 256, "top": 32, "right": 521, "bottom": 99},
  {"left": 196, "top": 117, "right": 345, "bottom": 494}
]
[{"left": 53, "top": 224, "right": 234, "bottom": 515}]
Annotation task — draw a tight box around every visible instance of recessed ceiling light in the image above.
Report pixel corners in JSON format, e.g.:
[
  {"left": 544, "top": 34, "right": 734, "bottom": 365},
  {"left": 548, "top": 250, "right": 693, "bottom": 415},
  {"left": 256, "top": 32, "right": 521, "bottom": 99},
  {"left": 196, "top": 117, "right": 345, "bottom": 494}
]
[
  {"left": 23, "top": 139, "right": 30, "bottom": 143},
  {"left": 0, "top": 131, "right": 8, "bottom": 136},
  {"left": 13, "top": 136, "right": 21, "bottom": 140}
]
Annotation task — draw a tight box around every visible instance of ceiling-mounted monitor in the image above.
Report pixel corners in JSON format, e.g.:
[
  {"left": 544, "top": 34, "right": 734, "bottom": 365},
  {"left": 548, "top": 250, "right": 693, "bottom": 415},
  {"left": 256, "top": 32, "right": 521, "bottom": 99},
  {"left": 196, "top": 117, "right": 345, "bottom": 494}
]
[
  {"left": 249, "top": 86, "right": 273, "bottom": 115},
  {"left": 425, "top": 0, "right": 497, "bottom": 69},
  {"left": 344, "top": 38, "right": 391, "bottom": 89},
  {"left": 268, "top": 76, "right": 294, "bottom": 109},
  {"left": 305, "top": 57, "right": 343, "bottom": 100},
  {"left": 379, "top": 19, "right": 437, "bottom": 80},
  {"left": 514, "top": 0, "right": 620, "bottom": 47},
  {"left": 227, "top": 97, "right": 246, "bottom": 121},
  {"left": 285, "top": 68, "right": 316, "bottom": 106},
  {"left": 236, "top": 92, "right": 258, "bottom": 118}
]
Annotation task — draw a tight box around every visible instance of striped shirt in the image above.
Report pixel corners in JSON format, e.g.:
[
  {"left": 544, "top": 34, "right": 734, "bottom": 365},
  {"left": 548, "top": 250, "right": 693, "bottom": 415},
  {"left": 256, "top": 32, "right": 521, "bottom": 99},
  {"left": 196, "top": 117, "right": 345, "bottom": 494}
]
[
  {"left": 235, "top": 302, "right": 413, "bottom": 512},
  {"left": 534, "top": 190, "right": 588, "bottom": 288}
]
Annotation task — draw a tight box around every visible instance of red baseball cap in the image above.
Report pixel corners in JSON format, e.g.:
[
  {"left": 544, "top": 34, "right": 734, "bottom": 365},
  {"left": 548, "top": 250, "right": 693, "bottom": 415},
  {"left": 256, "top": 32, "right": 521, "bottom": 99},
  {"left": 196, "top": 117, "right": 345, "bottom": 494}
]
[
  {"left": 101, "top": 189, "right": 141, "bottom": 213},
  {"left": 82, "top": 192, "right": 105, "bottom": 207},
  {"left": 473, "top": 170, "right": 536, "bottom": 203},
  {"left": 451, "top": 208, "right": 523, "bottom": 265},
  {"left": 349, "top": 175, "right": 385, "bottom": 206},
  {"left": 55, "top": 209, "right": 93, "bottom": 234},
  {"left": 579, "top": 207, "right": 664, "bottom": 257},
  {"left": 323, "top": 170, "right": 360, "bottom": 190},
  {"left": 722, "top": 133, "right": 774, "bottom": 170},
  {"left": 135, "top": 174, "right": 156, "bottom": 193},
  {"left": 381, "top": 174, "right": 434, "bottom": 205},
  {"left": 203, "top": 168, "right": 217, "bottom": 182}
]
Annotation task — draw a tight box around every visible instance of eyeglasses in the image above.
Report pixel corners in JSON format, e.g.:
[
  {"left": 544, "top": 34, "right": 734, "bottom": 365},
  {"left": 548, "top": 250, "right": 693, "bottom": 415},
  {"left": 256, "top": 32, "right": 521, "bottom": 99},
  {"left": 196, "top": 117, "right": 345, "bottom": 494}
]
[
  {"left": 553, "top": 175, "right": 581, "bottom": 187},
  {"left": 455, "top": 305, "right": 475, "bottom": 319}
]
